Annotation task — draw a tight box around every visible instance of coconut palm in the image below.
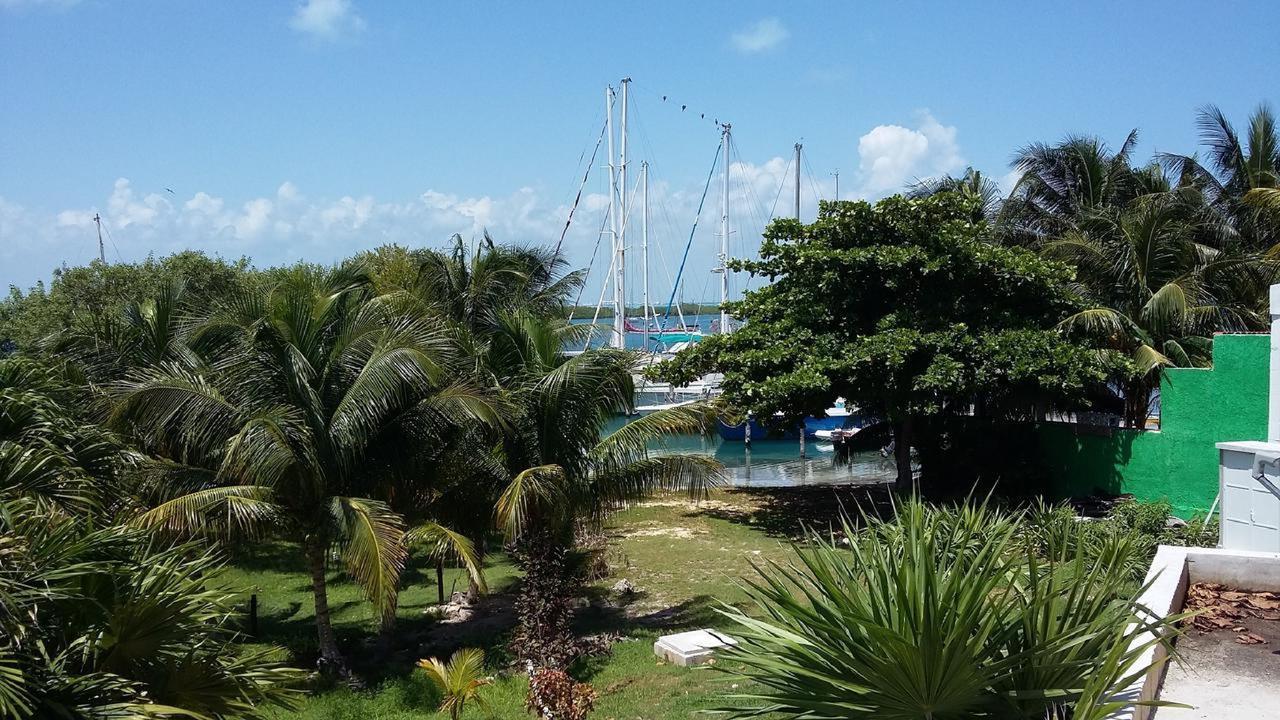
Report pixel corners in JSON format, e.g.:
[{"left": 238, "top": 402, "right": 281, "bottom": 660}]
[
  {"left": 998, "top": 131, "right": 1145, "bottom": 247},
  {"left": 108, "top": 264, "right": 501, "bottom": 672},
  {"left": 909, "top": 167, "right": 1004, "bottom": 223},
  {"left": 46, "top": 279, "right": 198, "bottom": 383},
  {"left": 1046, "top": 192, "right": 1267, "bottom": 423},
  {"left": 720, "top": 498, "right": 1184, "bottom": 720},
  {"left": 491, "top": 311, "right": 723, "bottom": 669},
  {"left": 1161, "top": 104, "right": 1279, "bottom": 251},
  {"left": 418, "top": 647, "right": 491, "bottom": 720}
]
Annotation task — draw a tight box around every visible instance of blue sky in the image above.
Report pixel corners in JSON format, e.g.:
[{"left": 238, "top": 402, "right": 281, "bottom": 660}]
[{"left": 2, "top": 0, "right": 1277, "bottom": 303}]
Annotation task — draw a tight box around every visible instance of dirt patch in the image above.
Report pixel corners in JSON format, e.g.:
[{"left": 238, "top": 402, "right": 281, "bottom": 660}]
[{"left": 621, "top": 526, "right": 706, "bottom": 539}]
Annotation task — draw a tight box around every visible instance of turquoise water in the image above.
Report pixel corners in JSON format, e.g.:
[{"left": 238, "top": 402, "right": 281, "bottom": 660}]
[
  {"left": 606, "top": 417, "right": 897, "bottom": 488},
  {"left": 575, "top": 314, "right": 896, "bottom": 487}
]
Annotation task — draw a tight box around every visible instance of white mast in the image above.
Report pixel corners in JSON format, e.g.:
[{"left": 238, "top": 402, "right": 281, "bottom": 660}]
[
  {"left": 719, "top": 122, "right": 732, "bottom": 335},
  {"left": 641, "top": 160, "right": 650, "bottom": 350},
  {"left": 605, "top": 85, "right": 624, "bottom": 349},
  {"left": 93, "top": 213, "right": 105, "bottom": 263},
  {"left": 615, "top": 78, "right": 630, "bottom": 348},
  {"left": 794, "top": 142, "right": 802, "bottom": 219}
]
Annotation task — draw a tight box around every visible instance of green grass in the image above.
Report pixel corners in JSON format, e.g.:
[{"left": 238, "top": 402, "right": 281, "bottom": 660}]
[{"left": 227, "top": 490, "right": 805, "bottom": 719}]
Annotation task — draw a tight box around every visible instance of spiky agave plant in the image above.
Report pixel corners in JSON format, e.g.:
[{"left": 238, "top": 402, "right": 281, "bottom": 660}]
[{"left": 719, "top": 498, "right": 1185, "bottom": 720}]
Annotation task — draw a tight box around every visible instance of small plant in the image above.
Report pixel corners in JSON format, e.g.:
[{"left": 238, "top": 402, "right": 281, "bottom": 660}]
[
  {"left": 418, "top": 648, "right": 491, "bottom": 720},
  {"left": 526, "top": 667, "right": 597, "bottom": 720}
]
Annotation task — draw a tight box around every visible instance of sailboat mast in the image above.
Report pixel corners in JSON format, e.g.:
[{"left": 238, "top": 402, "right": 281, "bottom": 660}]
[
  {"left": 93, "top": 213, "right": 105, "bottom": 263},
  {"left": 641, "top": 161, "right": 650, "bottom": 349},
  {"left": 616, "top": 78, "right": 630, "bottom": 348},
  {"left": 719, "top": 123, "right": 731, "bottom": 335},
  {"left": 605, "top": 85, "right": 624, "bottom": 349},
  {"left": 794, "top": 142, "right": 802, "bottom": 220}
]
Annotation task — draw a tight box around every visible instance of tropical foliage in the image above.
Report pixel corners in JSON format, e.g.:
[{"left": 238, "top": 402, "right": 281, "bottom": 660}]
[
  {"left": 0, "top": 357, "right": 301, "bottom": 718},
  {"left": 107, "top": 263, "right": 501, "bottom": 673},
  {"left": 418, "top": 647, "right": 491, "bottom": 720},
  {"left": 655, "top": 191, "right": 1105, "bottom": 487},
  {"left": 721, "top": 498, "right": 1183, "bottom": 720}
]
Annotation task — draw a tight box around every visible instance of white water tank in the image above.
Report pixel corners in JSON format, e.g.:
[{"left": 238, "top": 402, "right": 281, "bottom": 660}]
[
  {"left": 1216, "top": 284, "right": 1280, "bottom": 552},
  {"left": 1217, "top": 441, "right": 1280, "bottom": 552}
]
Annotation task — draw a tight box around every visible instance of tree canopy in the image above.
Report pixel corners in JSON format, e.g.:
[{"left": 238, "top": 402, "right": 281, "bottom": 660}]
[{"left": 656, "top": 191, "right": 1105, "bottom": 485}]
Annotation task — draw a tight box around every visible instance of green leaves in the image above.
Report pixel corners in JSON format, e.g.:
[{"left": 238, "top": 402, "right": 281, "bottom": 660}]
[
  {"left": 720, "top": 498, "right": 1184, "bottom": 720},
  {"left": 329, "top": 496, "right": 407, "bottom": 618},
  {"left": 418, "top": 647, "right": 491, "bottom": 720}
]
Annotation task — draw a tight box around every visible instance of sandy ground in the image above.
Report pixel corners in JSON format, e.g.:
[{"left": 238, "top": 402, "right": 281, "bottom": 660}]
[{"left": 1156, "top": 616, "right": 1280, "bottom": 719}]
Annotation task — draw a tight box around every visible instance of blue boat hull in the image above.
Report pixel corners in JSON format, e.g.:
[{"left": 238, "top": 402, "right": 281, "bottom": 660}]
[{"left": 718, "top": 412, "right": 870, "bottom": 441}]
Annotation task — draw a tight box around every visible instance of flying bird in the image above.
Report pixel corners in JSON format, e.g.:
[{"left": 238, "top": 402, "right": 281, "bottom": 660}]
[{"left": 165, "top": 187, "right": 175, "bottom": 194}]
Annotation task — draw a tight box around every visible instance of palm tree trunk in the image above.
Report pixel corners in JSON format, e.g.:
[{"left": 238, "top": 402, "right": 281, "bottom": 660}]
[
  {"left": 893, "top": 418, "right": 914, "bottom": 491},
  {"left": 305, "top": 537, "right": 346, "bottom": 675},
  {"left": 437, "top": 558, "right": 446, "bottom": 604},
  {"left": 466, "top": 537, "right": 486, "bottom": 602}
]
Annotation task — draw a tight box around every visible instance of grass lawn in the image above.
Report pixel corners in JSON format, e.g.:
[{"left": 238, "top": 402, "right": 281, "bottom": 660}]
[{"left": 225, "top": 486, "right": 882, "bottom": 719}]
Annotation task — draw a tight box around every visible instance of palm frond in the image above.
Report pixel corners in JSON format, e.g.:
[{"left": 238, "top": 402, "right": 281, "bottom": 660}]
[
  {"left": 495, "top": 464, "right": 566, "bottom": 540},
  {"left": 405, "top": 521, "right": 488, "bottom": 594},
  {"left": 329, "top": 496, "right": 407, "bottom": 616}
]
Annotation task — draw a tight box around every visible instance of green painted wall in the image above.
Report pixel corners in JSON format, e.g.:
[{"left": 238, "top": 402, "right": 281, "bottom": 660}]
[{"left": 1038, "top": 333, "right": 1270, "bottom": 518}]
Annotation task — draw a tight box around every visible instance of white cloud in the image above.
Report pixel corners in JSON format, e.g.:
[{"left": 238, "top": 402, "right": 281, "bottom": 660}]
[
  {"left": 731, "top": 17, "right": 789, "bottom": 53},
  {"left": 853, "top": 111, "right": 964, "bottom": 196},
  {"left": 289, "top": 0, "right": 365, "bottom": 41}
]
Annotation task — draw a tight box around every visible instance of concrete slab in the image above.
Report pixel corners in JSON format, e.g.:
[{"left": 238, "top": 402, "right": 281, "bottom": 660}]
[
  {"left": 1155, "top": 616, "right": 1280, "bottom": 719},
  {"left": 653, "top": 629, "right": 737, "bottom": 666}
]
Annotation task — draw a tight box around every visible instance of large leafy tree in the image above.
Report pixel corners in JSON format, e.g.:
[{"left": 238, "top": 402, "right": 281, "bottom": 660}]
[
  {"left": 0, "top": 251, "right": 253, "bottom": 354},
  {"left": 108, "top": 264, "right": 500, "bottom": 673},
  {"left": 656, "top": 192, "right": 1103, "bottom": 487}
]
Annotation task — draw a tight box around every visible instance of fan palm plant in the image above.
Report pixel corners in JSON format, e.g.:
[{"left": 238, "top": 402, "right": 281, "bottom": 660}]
[
  {"left": 490, "top": 311, "right": 723, "bottom": 669},
  {"left": 418, "top": 647, "right": 491, "bottom": 720},
  {"left": 0, "top": 497, "right": 302, "bottom": 719},
  {"left": 720, "top": 498, "right": 1184, "bottom": 720},
  {"left": 108, "top": 264, "right": 501, "bottom": 672}
]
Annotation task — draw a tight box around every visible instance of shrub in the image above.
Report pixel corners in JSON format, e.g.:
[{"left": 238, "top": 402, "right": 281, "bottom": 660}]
[
  {"left": 526, "top": 667, "right": 596, "bottom": 720},
  {"left": 719, "top": 497, "right": 1184, "bottom": 720}
]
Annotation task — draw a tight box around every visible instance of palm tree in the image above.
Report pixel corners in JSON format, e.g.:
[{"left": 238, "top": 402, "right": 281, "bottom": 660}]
[
  {"left": 418, "top": 647, "right": 491, "bottom": 720},
  {"left": 998, "top": 131, "right": 1145, "bottom": 246},
  {"left": 1000, "top": 130, "right": 1271, "bottom": 424},
  {"left": 1046, "top": 192, "right": 1266, "bottom": 424},
  {"left": 372, "top": 238, "right": 587, "bottom": 602},
  {"left": 108, "top": 264, "right": 500, "bottom": 672},
  {"left": 490, "top": 312, "right": 723, "bottom": 669},
  {"left": 1162, "top": 104, "right": 1279, "bottom": 251},
  {"left": 909, "top": 167, "right": 1004, "bottom": 223},
  {"left": 46, "top": 279, "right": 197, "bottom": 382}
]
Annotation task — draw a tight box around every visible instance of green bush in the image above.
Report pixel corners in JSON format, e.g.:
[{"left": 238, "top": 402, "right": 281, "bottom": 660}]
[{"left": 719, "top": 497, "right": 1184, "bottom": 720}]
